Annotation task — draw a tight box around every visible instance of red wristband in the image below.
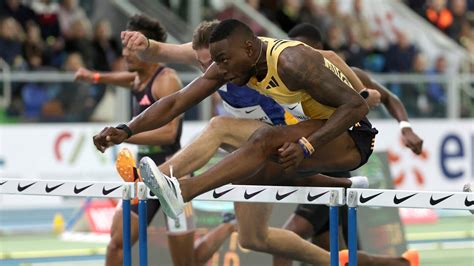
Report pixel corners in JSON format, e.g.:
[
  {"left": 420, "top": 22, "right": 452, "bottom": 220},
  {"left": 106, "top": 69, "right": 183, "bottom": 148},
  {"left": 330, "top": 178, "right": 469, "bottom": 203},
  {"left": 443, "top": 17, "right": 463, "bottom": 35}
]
[{"left": 92, "top": 72, "right": 100, "bottom": 84}]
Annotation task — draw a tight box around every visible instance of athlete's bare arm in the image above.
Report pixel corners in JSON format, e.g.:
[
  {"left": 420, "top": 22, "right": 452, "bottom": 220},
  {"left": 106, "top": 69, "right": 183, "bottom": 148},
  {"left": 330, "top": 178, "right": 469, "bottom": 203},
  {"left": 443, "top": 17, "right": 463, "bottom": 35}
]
[
  {"left": 352, "top": 67, "right": 423, "bottom": 154},
  {"left": 93, "top": 64, "right": 225, "bottom": 152},
  {"left": 278, "top": 46, "right": 369, "bottom": 149},
  {"left": 126, "top": 69, "right": 183, "bottom": 145},
  {"left": 74, "top": 67, "right": 136, "bottom": 88},
  {"left": 121, "top": 31, "right": 198, "bottom": 67}
]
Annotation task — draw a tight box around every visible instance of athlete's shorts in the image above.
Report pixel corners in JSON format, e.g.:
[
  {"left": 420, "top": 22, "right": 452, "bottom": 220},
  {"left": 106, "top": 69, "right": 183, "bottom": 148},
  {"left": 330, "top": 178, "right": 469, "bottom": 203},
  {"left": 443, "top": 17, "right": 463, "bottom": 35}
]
[
  {"left": 347, "top": 117, "right": 378, "bottom": 170},
  {"left": 130, "top": 152, "right": 169, "bottom": 225}
]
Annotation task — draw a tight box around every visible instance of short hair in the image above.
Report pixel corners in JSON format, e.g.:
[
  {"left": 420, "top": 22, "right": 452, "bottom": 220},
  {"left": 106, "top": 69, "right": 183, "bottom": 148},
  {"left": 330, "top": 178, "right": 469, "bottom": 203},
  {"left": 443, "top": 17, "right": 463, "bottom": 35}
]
[
  {"left": 288, "top": 23, "right": 323, "bottom": 44},
  {"left": 209, "top": 19, "right": 254, "bottom": 44},
  {"left": 192, "top": 20, "right": 219, "bottom": 50},
  {"left": 127, "top": 14, "right": 167, "bottom": 42}
]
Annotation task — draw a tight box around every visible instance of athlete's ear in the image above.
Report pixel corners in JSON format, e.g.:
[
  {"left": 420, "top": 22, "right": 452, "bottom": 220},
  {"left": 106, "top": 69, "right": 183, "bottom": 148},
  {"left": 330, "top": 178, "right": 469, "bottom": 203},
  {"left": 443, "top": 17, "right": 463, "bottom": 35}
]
[{"left": 244, "top": 40, "right": 253, "bottom": 58}]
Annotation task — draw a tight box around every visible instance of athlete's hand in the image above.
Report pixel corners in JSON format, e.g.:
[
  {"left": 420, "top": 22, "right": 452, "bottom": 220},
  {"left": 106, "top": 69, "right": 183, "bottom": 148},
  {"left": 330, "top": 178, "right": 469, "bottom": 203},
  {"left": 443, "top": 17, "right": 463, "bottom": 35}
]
[
  {"left": 365, "top": 89, "right": 381, "bottom": 108},
  {"left": 93, "top": 127, "right": 129, "bottom": 153},
  {"left": 401, "top": 127, "right": 423, "bottom": 155},
  {"left": 278, "top": 142, "right": 305, "bottom": 172},
  {"left": 74, "top": 67, "right": 94, "bottom": 83},
  {"left": 121, "top": 31, "right": 148, "bottom": 52}
]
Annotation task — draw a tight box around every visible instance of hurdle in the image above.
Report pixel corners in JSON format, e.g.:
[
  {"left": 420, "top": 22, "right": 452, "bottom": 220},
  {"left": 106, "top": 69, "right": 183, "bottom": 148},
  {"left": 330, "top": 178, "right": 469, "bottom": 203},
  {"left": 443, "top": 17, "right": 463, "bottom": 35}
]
[
  {"left": 346, "top": 188, "right": 474, "bottom": 266},
  {"left": 0, "top": 178, "right": 345, "bottom": 266}
]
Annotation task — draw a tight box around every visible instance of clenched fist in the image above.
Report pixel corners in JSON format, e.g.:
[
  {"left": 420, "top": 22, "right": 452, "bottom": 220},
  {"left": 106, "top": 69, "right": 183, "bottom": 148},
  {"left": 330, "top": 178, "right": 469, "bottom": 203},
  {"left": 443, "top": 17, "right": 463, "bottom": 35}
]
[
  {"left": 121, "top": 31, "right": 149, "bottom": 52},
  {"left": 74, "top": 67, "right": 94, "bottom": 83},
  {"left": 93, "top": 127, "right": 129, "bottom": 153}
]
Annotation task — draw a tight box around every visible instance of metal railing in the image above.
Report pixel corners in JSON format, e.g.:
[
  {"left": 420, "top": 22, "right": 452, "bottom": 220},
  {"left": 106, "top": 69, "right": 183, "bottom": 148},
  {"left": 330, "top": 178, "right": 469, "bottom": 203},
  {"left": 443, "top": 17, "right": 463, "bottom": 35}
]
[{"left": 0, "top": 71, "right": 472, "bottom": 120}]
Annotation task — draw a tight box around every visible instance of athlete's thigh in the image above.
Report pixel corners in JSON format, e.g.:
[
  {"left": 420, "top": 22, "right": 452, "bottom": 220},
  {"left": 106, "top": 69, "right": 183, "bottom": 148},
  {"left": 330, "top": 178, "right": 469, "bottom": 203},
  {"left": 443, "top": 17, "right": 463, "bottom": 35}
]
[
  {"left": 234, "top": 202, "right": 273, "bottom": 237},
  {"left": 217, "top": 117, "right": 270, "bottom": 149},
  {"left": 268, "top": 119, "right": 360, "bottom": 172}
]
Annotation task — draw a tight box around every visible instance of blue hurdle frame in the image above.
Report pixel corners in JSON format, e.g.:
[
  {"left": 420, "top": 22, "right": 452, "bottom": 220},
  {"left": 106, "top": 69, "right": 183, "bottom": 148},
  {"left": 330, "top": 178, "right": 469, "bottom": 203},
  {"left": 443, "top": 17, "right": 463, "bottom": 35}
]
[
  {"left": 122, "top": 184, "right": 132, "bottom": 266},
  {"left": 346, "top": 190, "right": 358, "bottom": 266},
  {"left": 127, "top": 185, "right": 343, "bottom": 266}
]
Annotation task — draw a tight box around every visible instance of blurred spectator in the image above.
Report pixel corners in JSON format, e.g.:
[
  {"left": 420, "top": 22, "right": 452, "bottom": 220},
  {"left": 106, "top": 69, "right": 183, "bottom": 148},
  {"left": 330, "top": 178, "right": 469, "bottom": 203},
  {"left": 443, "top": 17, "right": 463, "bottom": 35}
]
[
  {"left": 23, "top": 21, "right": 45, "bottom": 70},
  {"left": 384, "top": 31, "right": 418, "bottom": 72},
  {"left": 405, "top": 0, "right": 427, "bottom": 17},
  {"left": 42, "top": 53, "right": 104, "bottom": 121},
  {"left": 30, "top": 0, "right": 61, "bottom": 41},
  {"left": 299, "top": 0, "right": 326, "bottom": 28},
  {"left": 64, "top": 18, "right": 94, "bottom": 68},
  {"left": 0, "top": 17, "right": 25, "bottom": 67},
  {"left": 411, "top": 53, "right": 432, "bottom": 117},
  {"left": 346, "top": 0, "right": 374, "bottom": 51},
  {"left": 323, "top": 24, "right": 349, "bottom": 60},
  {"left": 425, "top": 0, "right": 453, "bottom": 32},
  {"left": 320, "top": 0, "right": 348, "bottom": 32},
  {"left": 275, "top": 0, "right": 302, "bottom": 32},
  {"left": 0, "top": 0, "right": 37, "bottom": 29},
  {"left": 447, "top": 0, "right": 469, "bottom": 41},
  {"left": 92, "top": 20, "right": 120, "bottom": 71},
  {"left": 58, "top": 0, "right": 87, "bottom": 38},
  {"left": 426, "top": 55, "right": 448, "bottom": 117}
]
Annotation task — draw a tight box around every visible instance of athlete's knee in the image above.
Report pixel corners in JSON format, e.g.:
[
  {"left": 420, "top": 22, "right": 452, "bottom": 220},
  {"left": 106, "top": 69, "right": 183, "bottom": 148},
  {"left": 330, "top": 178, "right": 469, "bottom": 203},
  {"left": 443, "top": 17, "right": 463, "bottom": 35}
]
[
  {"left": 207, "top": 116, "right": 233, "bottom": 139},
  {"left": 248, "top": 126, "right": 278, "bottom": 153},
  {"left": 107, "top": 234, "right": 123, "bottom": 256},
  {"left": 238, "top": 229, "right": 269, "bottom": 251}
]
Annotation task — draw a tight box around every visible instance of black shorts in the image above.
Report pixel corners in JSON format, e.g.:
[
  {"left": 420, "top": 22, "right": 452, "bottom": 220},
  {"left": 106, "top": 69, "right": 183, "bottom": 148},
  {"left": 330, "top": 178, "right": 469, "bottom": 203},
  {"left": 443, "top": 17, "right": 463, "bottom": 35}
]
[
  {"left": 347, "top": 117, "right": 378, "bottom": 170},
  {"left": 130, "top": 152, "right": 169, "bottom": 225}
]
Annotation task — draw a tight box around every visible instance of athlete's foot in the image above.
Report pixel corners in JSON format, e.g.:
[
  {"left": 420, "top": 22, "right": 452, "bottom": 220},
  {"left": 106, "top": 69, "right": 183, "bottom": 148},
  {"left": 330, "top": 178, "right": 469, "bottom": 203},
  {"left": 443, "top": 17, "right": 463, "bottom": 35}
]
[
  {"left": 349, "top": 176, "right": 369, "bottom": 188},
  {"left": 139, "top": 157, "right": 184, "bottom": 219},
  {"left": 463, "top": 182, "right": 474, "bottom": 214},
  {"left": 339, "top": 249, "right": 349, "bottom": 266},
  {"left": 402, "top": 249, "right": 419, "bottom": 266}
]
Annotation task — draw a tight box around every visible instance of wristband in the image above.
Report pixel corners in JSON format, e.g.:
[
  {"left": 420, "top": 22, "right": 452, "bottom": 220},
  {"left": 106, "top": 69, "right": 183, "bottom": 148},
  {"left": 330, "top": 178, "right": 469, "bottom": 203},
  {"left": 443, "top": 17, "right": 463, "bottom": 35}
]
[
  {"left": 146, "top": 37, "right": 150, "bottom": 50},
  {"left": 298, "top": 141, "right": 311, "bottom": 158},
  {"left": 116, "top": 124, "right": 133, "bottom": 138},
  {"left": 298, "top": 137, "right": 315, "bottom": 158},
  {"left": 359, "top": 89, "right": 369, "bottom": 99},
  {"left": 92, "top": 72, "right": 100, "bottom": 84},
  {"left": 399, "top": 121, "right": 411, "bottom": 129}
]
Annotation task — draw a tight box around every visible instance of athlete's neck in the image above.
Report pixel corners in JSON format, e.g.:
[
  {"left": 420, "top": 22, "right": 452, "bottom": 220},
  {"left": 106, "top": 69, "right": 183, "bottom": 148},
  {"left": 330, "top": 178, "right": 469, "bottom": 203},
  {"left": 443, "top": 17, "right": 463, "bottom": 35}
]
[
  {"left": 254, "top": 39, "right": 267, "bottom": 82},
  {"left": 136, "top": 64, "right": 161, "bottom": 90}
]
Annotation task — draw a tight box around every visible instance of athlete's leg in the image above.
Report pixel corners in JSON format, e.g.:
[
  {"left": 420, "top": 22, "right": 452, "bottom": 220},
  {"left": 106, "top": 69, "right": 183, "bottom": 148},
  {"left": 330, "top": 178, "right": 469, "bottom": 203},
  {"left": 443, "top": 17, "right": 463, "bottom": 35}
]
[
  {"left": 167, "top": 230, "right": 197, "bottom": 266},
  {"left": 106, "top": 208, "right": 139, "bottom": 266},
  {"left": 194, "top": 222, "right": 237, "bottom": 264},
  {"left": 180, "top": 119, "right": 361, "bottom": 201},
  {"left": 235, "top": 202, "right": 330, "bottom": 266},
  {"left": 159, "top": 117, "right": 266, "bottom": 177}
]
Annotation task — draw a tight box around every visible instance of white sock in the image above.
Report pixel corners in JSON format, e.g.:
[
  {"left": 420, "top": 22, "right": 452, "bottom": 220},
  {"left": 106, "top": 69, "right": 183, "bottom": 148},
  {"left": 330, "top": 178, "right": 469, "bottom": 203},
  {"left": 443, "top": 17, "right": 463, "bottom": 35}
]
[{"left": 349, "top": 176, "right": 369, "bottom": 188}]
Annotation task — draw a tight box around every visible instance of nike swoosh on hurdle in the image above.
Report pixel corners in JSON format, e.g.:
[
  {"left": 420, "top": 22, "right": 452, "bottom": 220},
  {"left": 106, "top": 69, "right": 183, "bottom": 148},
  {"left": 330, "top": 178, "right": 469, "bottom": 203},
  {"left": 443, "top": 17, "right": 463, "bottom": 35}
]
[
  {"left": 429, "top": 194, "right": 453, "bottom": 206},
  {"left": 307, "top": 191, "right": 329, "bottom": 202},
  {"left": 0, "top": 180, "right": 7, "bottom": 185},
  {"left": 276, "top": 189, "right": 297, "bottom": 201},
  {"left": 359, "top": 192, "right": 383, "bottom": 203},
  {"left": 213, "top": 188, "right": 235, "bottom": 199},
  {"left": 102, "top": 185, "right": 122, "bottom": 195},
  {"left": 45, "top": 183, "right": 65, "bottom": 193},
  {"left": 465, "top": 197, "right": 474, "bottom": 207},
  {"left": 17, "top": 182, "right": 37, "bottom": 192},
  {"left": 393, "top": 193, "right": 417, "bottom": 204},
  {"left": 74, "top": 184, "right": 94, "bottom": 194},
  {"left": 244, "top": 188, "right": 266, "bottom": 199}
]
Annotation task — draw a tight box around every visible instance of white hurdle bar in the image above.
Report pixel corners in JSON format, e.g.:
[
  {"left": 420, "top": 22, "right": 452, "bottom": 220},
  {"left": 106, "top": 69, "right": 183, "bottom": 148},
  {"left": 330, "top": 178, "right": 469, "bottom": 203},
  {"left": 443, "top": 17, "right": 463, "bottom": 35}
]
[
  {"left": 0, "top": 178, "right": 345, "bottom": 266},
  {"left": 346, "top": 188, "right": 474, "bottom": 266}
]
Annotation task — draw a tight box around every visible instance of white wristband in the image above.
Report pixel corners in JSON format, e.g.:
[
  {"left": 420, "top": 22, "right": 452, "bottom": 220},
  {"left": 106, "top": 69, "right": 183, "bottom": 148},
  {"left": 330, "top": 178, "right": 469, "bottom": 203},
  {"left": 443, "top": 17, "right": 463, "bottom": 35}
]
[{"left": 399, "top": 121, "right": 411, "bottom": 129}]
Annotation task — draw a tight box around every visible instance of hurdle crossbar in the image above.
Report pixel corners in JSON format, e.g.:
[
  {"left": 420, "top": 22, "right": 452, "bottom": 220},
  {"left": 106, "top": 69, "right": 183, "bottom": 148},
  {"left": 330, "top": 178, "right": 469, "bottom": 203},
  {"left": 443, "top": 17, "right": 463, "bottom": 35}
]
[
  {"left": 345, "top": 188, "right": 474, "bottom": 266},
  {"left": 149, "top": 184, "right": 346, "bottom": 205},
  {"left": 346, "top": 188, "right": 474, "bottom": 210},
  {"left": 0, "top": 178, "right": 126, "bottom": 198}
]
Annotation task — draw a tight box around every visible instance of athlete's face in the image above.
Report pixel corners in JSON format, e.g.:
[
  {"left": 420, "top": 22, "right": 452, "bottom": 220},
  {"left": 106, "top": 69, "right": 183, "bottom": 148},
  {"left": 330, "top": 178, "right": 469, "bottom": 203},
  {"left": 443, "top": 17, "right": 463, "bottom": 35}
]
[
  {"left": 195, "top": 48, "right": 213, "bottom": 72},
  {"left": 122, "top": 46, "right": 147, "bottom": 72},
  {"left": 209, "top": 37, "right": 255, "bottom": 86}
]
